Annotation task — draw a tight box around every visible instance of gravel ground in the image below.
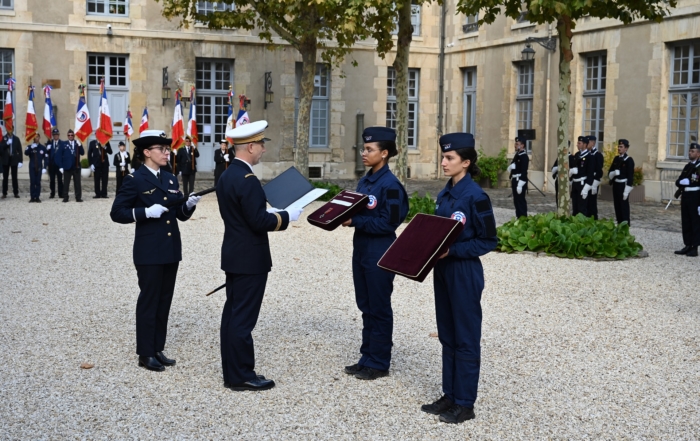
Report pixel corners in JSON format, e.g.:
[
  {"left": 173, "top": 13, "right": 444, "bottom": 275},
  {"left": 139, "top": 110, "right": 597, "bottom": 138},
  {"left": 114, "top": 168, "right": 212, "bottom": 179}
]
[{"left": 0, "top": 197, "right": 698, "bottom": 439}]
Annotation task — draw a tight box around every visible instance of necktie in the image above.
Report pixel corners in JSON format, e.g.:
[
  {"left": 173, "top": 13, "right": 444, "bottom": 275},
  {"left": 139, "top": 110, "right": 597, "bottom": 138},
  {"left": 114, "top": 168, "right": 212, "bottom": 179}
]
[{"left": 157, "top": 171, "right": 161, "bottom": 183}]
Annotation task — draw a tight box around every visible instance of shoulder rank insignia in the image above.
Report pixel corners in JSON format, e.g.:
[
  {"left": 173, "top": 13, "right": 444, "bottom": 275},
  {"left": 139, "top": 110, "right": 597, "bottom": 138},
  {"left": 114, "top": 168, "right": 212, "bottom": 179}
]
[
  {"left": 245, "top": 173, "right": 256, "bottom": 178},
  {"left": 142, "top": 188, "right": 156, "bottom": 195}
]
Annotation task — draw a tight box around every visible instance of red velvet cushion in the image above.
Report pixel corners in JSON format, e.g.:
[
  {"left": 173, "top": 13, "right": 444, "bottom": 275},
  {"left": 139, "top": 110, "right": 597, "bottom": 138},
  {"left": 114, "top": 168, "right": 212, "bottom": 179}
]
[
  {"left": 378, "top": 214, "right": 464, "bottom": 282},
  {"left": 307, "top": 190, "right": 369, "bottom": 231}
]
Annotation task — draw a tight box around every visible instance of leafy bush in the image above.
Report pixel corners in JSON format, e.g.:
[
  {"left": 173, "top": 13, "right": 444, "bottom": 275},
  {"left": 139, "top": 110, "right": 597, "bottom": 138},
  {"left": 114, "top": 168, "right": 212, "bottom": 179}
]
[
  {"left": 497, "top": 212, "right": 643, "bottom": 259},
  {"left": 407, "top": 192, "right": 435, "bottom": 222},
  {"left": 80, "top": 158, "right": 90, "bottom": 169},
  {"left": 477, "top": 148, "right": 509, "bottom": 187},
  {"left": 633, "top": 167, "right": 644, "bottom": 186},
  {"left": 602, "top": 142, "right": 617, "bottom": 182},
  {"left": 312, "top": 181, "right": 342, "bottom": 201}
]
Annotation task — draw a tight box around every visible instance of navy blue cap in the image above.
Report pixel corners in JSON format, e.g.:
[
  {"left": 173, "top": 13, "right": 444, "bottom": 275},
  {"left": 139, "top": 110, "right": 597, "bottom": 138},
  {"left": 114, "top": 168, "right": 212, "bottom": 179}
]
[
  {"left": 587, "top": 135, "right": 597, "bottom": 141},
  {"left": 439, "top": 132, "right": 475, "bottom": 152},
  {"left": 578, "top": 136, "right": 588, "bottom": 143},
  {"left": 618, "top": 139, "right": 629, "bottom": 147},
  {"left": 51, "top": 128, "right": 60, "bottom": 135},
  {"left": 363, "top": 127, "right": 396, "bottom": 143},
  {"left": 515, "top": 135, "right": 527, "bottom": 143},
  {"left": 118, "top": 141, "right": 126, "bottom": 146},
  {"left": 690, "top": 143, "right": 700, "bottom": 150}
]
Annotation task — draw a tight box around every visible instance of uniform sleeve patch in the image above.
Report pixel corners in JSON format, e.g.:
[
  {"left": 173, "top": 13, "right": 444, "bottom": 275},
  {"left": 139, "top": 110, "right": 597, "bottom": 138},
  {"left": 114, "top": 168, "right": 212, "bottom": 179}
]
[
  {"left": 483, "top": 214, "right": 497, "bottom": 237},
  {"left": 387, "top": 189, "right": 399, "bottom": 199},
  {"left": 475, "top": 199, "right": 491, "bottom": 213},
  {"left": 390, "top": 204, "right": 400, "bottom": 224}
]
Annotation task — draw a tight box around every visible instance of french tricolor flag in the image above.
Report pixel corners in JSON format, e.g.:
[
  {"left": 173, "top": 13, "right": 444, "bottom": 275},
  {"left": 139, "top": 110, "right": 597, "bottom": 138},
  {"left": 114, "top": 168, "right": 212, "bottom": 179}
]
[
  {"left": 2, "top": 77, "right": 15, "bottom": 135},
  {"left": 123, "top": 109, "right": 134, "bottom": 140},
  {"left": 96, "top": 79, "right": 113, "bottom": 144},
  {"left": 42, "top": 85, "right": 56, "bottom": 138},
  {"left": 74, "top": 85, "right": 93, "bottom": 143},
  {"left": 171, "top": 90, "right": 185, "bottom": 151},
  {"left": 186, "top": 87, "right": 198, "bottom": 145},
  {"left": 25, "top": 86, "right": 38, "bottom": 143},
  {"left": 139, "top": 107, "right": 149, "bottom": 134}
]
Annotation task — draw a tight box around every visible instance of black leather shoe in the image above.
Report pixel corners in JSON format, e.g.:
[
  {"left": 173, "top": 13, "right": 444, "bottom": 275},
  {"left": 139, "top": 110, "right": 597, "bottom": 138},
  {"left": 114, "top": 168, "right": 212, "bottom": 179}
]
[
  {"left": 36, "top": 199, "right": 41, "bottom": 203},
  {"left": 29, "top": 199, "right": 34, "bottom": 203},
  {"left": 76, "top": 199, "right": 83, "bottom": 202},
  {"left": 154, "top": 351, "right": 176, "bottom": 366},
  {"left": 675, "top": 246, "right": 691, "bottom": 255},
  {"left": 439, "top": 404, "right": 475, "bottom": 424},
  {"left": 50, "top": 193, "right": 55, "bottom": 199},
  {"left": 421, "top": 395, "right": 455, "bottom": 415},
  {"left": 138, "top": 356, "right": 165, "bottom": 372},
  {"left": 354, "top": 367, "right": 389, "bottom": 380},
  {"left": 63, "top": 198, "right": 69, "bottom": 202},
  {"left": 344, "top": 363, "right": 363, "bottom": 375},
  {"left": 93, "top": 195, "right": 100, "bottom": 199},
  {"left": 686, "top": 247, "right": 698, "bottom": 257},
  {"left": 224, "top": 377, "right": 275, "bottom": 391},
  {"left": 13, "top": 194, "right": 19, "bottom": 198}
]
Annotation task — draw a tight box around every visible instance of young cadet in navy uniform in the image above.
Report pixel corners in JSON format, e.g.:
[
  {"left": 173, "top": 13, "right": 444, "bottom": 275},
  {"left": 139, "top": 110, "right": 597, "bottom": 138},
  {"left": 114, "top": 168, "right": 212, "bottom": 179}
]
[
  {"left": 608, "top": 139, "right": 635, "bottom": 225},
  {"left": 110, "top": 130, "right": 201, "bottom": 372},
  {"left": 1, "top": 132, "right": 23, "bottom": 198},
  {"left": 113, "top": 141, "right": 131, "bottom": 194},
  {"left": 25, "top": 133, "right": 47, "bottom": 202},
  {"left": 46, "top": 128, "right": 65, "bottom": 198},
  {"left": 214, "top": 139, "right": 232, "bottom": 186},
  {"left": 550, "top": 141, "right": 575, "bottom": 208},
  {"left": 217, "top": 120, "right": 303, "bottom": 391},
  {"left": 55, "top": 129, "right": 85, "bottom": 202},
  {"left": 569, "top": 136, "right": 593, "bottom": 216},
  {"left": 421, "top": 133, "right": 497, "bottom": 424},
  {"left": 341, "top": 126, "right": 409, "bottom": 381},
  {"left": 88, "top": 138, "right": 113, "bottom": 198},
  {"left": 674, "top": 143, "right": 700, "bottom": 257},
  {"left": 176, "top": 136, "right": 199, "bottom": 196},
  {"left": 587, "top": 135, "right": 604, "bottom": 220},
  {"left": 507, "top": 135, "right": 528, "bottom": 218}
]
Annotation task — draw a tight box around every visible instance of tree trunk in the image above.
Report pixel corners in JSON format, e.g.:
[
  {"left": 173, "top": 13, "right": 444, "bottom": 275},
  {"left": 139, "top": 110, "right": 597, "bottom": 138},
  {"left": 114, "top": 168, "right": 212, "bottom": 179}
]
[
  {"left": 392, "top": 1, "right": 413, "bottom": 186},
  {"left": 295, "top": 37, "right": 317, "bottom": 179},
  {"left": 555, "top": 16, "right": 574, "bottom": 216}
]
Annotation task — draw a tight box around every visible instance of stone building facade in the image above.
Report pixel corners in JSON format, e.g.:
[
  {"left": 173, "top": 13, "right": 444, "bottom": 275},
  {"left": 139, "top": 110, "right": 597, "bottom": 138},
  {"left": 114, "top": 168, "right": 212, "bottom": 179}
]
[{"left": 1, "top": 0, "right": 700, "bottom": 200}]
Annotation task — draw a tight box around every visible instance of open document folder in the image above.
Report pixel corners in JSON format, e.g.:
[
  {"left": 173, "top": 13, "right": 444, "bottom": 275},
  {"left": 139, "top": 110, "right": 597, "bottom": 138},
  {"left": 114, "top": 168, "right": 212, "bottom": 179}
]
[{"left": 262, "top": 166, "right": 328, "bottom": 210}]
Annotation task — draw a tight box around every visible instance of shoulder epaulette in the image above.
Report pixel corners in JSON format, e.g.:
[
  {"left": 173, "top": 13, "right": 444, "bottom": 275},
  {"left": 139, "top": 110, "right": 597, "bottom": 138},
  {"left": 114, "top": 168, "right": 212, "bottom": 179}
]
[{"left": 244, "top": 173, "right": 256, "bottom": 178}]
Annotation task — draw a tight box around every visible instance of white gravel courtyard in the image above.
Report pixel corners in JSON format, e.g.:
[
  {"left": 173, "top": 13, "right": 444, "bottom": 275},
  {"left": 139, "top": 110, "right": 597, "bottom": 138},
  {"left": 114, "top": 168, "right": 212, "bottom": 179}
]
[{"left": 0, "top": 197, "right": 698, "bottom": 439}]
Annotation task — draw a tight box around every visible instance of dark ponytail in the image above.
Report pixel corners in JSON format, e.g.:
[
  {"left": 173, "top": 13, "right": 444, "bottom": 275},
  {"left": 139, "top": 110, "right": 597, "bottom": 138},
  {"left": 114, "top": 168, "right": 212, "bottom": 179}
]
[{"left": 455, "top": 148, "right": 480, "bottom": 178}]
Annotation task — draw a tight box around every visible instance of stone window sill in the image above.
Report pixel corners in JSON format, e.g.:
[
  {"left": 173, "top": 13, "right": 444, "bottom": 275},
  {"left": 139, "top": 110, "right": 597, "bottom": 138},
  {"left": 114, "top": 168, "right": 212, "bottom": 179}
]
[{"left": 86, "top": 15, "right": 131, "bottom": 24}]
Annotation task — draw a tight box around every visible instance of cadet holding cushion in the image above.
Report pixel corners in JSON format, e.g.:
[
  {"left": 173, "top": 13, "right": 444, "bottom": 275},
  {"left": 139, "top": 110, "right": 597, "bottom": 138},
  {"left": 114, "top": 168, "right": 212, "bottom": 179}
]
[
  {"left": 420, "top": 132, "right": 497, "bottom": 424},
  {"left": 110, "top": 130, "right": 201, "bottom": 372}
]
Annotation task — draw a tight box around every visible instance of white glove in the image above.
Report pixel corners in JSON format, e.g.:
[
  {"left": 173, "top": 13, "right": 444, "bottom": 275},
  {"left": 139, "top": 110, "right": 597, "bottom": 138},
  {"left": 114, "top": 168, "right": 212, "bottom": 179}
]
[
  {"left": 680, "top": 178, "right": 690, "bottom": 186},
  {"left": 569, "top": 167, "right": 578, "bottom": 178},
  {"left": 551, "top": 166, "right": 558, "bottom": 174},
  {"left": 698, "top": 206, "right": 700, "bottom": 216},
  {"left": 623, "top": 185, "right": 633, "bottom": 201},
  {"left": 130, "top": 168, "right": 135, "bottom": 173},
  {"left": 178, "top": 172, "right": 182, "bottom": 177},
  {"left": 224, "top": 154, "right": 229, "bottom": 162},
  {"left": 186, "top": 194, "right": 202, "bottom": 210},
  {"left": 287, "top": 206, "right": 303, "bottom": 222},
  {"left": 516, "top": 180, "right": 525, "bottom": 194},
  {"left": 145, "top": 204, "right": 169, "bottom": 219},
  {"left": 46, "top": 145, "right": 51, "bottom": 150},
  {"left": 41, "top": 169, "right": 46, "bottom": 175},
  {"left": 591, "top": 180, "right": 600, "bottom": 195},
  {"left": 507, "top": 163, "right": 516, "bottom": 171},
  {"left": 120, "top": 161, "right": 126, "bottom": 166},
  {"left": 581, "top": 184, "right": 592, "bottom": 199},
  {"left": 266, "top": 207, "right": 282, "bottom": 213},
  {"left": 59, "top": 168, "right": 64, "bottom": 174},
  {"left": 90, "top": 164, "right": 95, "bottom": 172},
  {"left": 18, "top": 163, "right": 22, "bottom": 168}
]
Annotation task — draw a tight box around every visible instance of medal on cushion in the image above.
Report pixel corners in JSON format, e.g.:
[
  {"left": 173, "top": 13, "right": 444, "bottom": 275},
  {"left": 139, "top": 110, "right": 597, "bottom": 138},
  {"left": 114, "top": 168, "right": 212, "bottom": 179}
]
[{"left": 319, "top": 207, "right": 334, "bottom": 219}]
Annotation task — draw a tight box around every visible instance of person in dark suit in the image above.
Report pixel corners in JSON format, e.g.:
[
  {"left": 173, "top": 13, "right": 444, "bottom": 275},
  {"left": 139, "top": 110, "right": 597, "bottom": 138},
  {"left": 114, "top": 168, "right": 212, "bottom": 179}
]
[
  {"left": 587, "top": 135, "right": 604, "bottom": 220},
  {"left": 110, "top": 130, "right": 201, "bottom": 372},
  {"left": 55, "top": 129, "right": 85, "bottom": 202},
  {"left": 88, "top": 139, "right": 113, "bottom": 198},
  {"left": 113, "top": 141, "right": 131, "bottom": 194},
  {"left": 674, "top": 143, "right": 700, "bottom": 257},
  {"left": 507, "top": 135, "right": 529, "bottom": 218},
  {"left": 216, "top": 120, "right": 303, "bottom": 391},
  {"left": 214, "top": 139, "right": 233, "bottom": 186},
  {"left": 46, "top": 128, "right": 65, "bottom": 199},
  {"left": 176, "top": 136, "right": 199, "bottom": 196},
  {"left": 25, "top": 133, "right": 47, "bottom": 202},
  {"left": 1, "top": 132, "right": 23, "bottom": 198},
  {"left": 608, "top": 139, "right": 635, "bottom": 225}
]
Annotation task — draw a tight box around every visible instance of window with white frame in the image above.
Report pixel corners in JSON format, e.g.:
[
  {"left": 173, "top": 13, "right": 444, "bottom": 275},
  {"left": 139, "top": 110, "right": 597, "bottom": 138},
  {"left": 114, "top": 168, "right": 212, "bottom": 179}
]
[
  {"left": 196, "top": 1, "right": 234, "bottom": 14},
  {"left": 387, "top": 67, "right": 419, "bottom": 149},
  {"left": 391, "top": 2, "right": 421, "bottom": 37},
  {"left": 87, "top": 0, "right": 128, "bottom": 16},
  {"left": 668, "top": 42, "right": 700, "bottom": 158},
  {"left": 196, "top": 59, "right": 233, "bottom": 144},
  {"left": 516, "top": 62, "right": 533, "bottom": 153},
  {"left": 0, "top": 49, "right": 13, "bottom": 129},
  {"left": 88, "top": 54, "right": 128, "bottom": 87},
  {"left": 583, "top": 53, "right": 606, "bottom": 143},
  {"left": 463, "top": 14, "right": 478, "bottom": 33},
  {"left": 294, "top": 63, "right": 330, "bottom": 148},
  {"left": 463, "top": 68, "right": 477, "bottom": 134},
  {"left": 0, "top": 0, "right": 13, "bottom": 10}
]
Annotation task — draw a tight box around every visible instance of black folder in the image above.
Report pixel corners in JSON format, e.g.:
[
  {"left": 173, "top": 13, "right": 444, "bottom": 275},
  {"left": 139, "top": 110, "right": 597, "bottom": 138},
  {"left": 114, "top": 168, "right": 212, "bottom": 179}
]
[{"left": 262, "top": 166, "right": 328, "bottom": 210}]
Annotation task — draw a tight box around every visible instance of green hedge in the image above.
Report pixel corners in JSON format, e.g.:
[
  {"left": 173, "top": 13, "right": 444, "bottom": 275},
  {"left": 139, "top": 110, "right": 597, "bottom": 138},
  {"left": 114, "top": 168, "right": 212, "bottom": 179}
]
[
  {"left": 497, "top": 213, "right": 643, "bottom": 259},
  {"left": 311, "top": 181, "right": 343, "bottom": 201},
  {"left": 407, "top": 192, "right": 435, "bottom": 222}
]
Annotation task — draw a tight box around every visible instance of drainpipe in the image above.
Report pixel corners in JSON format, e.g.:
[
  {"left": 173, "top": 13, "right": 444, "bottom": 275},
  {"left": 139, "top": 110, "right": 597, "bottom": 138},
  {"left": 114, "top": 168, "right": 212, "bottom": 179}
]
[
  {"left": 436, "top": 1, "right": 447, "bottom": 179},
  {"left": 543, "top": 24, "right": 552, "bottom": 192},
  {"left": 355, "top": 112, "right": 365, "bottom": 176}
]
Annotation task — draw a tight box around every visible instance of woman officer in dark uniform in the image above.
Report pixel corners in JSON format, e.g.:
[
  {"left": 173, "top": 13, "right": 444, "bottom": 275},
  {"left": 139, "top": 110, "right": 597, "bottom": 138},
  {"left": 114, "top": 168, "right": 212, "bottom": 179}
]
[
  {"left": 420, "top": 132, "right": 498, "bottom": 423},
  {"left": 341, "top": 126, "right": 409, "bottom": 381},
  {"left": 110, "top": 130, "right": 202, "bottom": 372}
]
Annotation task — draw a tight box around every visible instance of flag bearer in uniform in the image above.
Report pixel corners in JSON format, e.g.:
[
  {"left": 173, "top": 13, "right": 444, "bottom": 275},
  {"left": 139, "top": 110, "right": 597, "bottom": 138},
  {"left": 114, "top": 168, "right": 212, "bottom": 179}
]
[
  {"left": 176, "top": 136, "right": 199, "bottom": 196},
  {"left": 214, "top": 139, "right": 232, "bottom": 186},
  {"left": 608, "top": 139, "right": 635, "bottom": 225},
  {"left": 24, "top": 133, "right": 46, "bottom": 202},
  {"left": 88, "top": 138, "right": 113, "bottom": 198},
  {"left": 341, "top": 126, "right": 409, "bottom": 381},
  {"left": 110, "top": 130, "right": 201, "bottom": 372},
  {"left": 55, "top": 129, "right": 84, "bottom": 202},
  {"left": 420, "top": 132, "right": 497, "bottom": 424},
  {"left": 113, "top": 141, "right": 131, "bottom": 194},
  {"left": 507, "top": 135, "right": 529, "bottom": 218},
  {"left": 674, "top": 143, "right": 700, "bottom": 257},
  {"left": 569, "top": 136, "right": 593, "bottom": 216},
  {"left": 46, "top": 128, "right": 65, "bottom": 199},
  {"left": 217, "top": 120, "right": 303, "bottom": 391}
]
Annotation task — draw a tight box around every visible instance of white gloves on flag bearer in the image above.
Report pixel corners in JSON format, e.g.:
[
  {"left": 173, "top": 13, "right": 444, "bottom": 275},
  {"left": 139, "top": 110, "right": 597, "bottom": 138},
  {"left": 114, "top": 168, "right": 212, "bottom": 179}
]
[
  {"left": 90, "top": 165, "right": 95, "bottom": 172},
  {"left": 569, "top": 167, "right": 578, "bottom": 178},
  {"left": 516, "top": 180, "right": 526, "bottom": 195},
  {"left": 186, "top": 194, "right": 202, "bottom": 210},
  {"left": 18, "top": 163, "right": 23, "bottom": 168},
  {"left": 507, "top": 163, "right": 516, "bottom": 172},
  {"left": 679, "top": 178, "right": 690, "bottom": 186},
  {"left": 609, "top": 169, "right": 620, "bottom": 180},
  {"left": 623, "top": 185, "right": 633, "bottom": 201},
  {"left": 146, "top": 204, "right": 169, "bottom": 219},
  {"left": 41, "top": 169, "right": 46, "bottom": 175},
  {"left": 591, "top": 180, "right": 600, "bottom": 195},
  {"left": 581, "top": 183, "right": 592, "bottom": 199},
  {"left": 224, "top": 154, "right": 229, "bottom": 162}
]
